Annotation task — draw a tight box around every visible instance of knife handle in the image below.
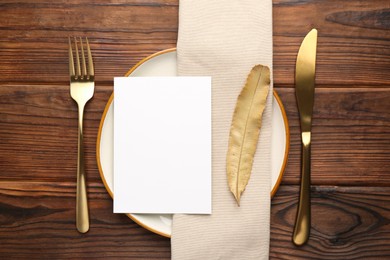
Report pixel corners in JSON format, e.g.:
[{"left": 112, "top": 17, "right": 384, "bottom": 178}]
[{"left": 292, "top": 131, "right": 311, "bottom": 246}]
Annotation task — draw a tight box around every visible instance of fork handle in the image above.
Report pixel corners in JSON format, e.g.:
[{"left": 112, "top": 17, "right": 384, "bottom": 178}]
[
  {"left": 292, "top": 131, "right": 311, "bottom": 246},
  {"left": 76, "top": 104, "right": 89, "bottom": 233}
]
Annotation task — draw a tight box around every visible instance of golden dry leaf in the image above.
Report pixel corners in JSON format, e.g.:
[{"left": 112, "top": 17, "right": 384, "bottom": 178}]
[{"left": 227, "top": 65, "right": 270, "bottom": 205}]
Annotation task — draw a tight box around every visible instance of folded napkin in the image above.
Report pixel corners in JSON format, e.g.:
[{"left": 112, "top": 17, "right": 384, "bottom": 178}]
[{"left": 171, "top": 1, "right": 273, "bottom": 259}]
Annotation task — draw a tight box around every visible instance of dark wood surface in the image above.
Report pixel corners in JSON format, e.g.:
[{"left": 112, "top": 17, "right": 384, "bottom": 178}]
[{"left": 0, "top": 0, "right": 389, "bottom": 259}]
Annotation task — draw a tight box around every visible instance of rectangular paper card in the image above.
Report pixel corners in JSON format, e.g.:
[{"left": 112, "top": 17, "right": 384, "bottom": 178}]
[{"left": 114, "top": 77, "right": 212, "bottom": 214}]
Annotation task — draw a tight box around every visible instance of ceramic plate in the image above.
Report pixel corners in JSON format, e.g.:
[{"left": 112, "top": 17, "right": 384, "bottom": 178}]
[{"left": 96, "top": 48, "right": 289, "bottom": 237}]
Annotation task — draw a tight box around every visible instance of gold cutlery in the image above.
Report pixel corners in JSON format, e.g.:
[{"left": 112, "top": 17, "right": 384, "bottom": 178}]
[
  {"left": 68, "top": 37, "right": 95, "bottom": 233},
  {"left": 292, "top": 29, "right": 318, "bottom": 246}
]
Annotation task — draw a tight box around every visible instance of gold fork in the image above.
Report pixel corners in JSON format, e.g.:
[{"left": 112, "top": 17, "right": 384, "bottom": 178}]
[{"left": 68, "top": 37, "right": 94, "bottom": 233}]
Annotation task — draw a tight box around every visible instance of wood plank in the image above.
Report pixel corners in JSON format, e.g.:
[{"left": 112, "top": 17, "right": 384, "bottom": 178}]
[
  {"left": 0, "top": 182, "right": 389, "bottom": 259},
  {"left": 273, "top": 0, "right": 390, "bottom": 87},
  {"left": 0, "top": 181, "right": 171, "bottom": 259},
  {"left": 0, "top": 1, "right": 179, "bottom": 85},
  {"left": 0, "top": 84, "right": 111, "bottom": 183},
  {"left": 276, "top": 87, "right": 390, "bottom": 186},
  {"left": 1, "top": 85, "right": 389, "bottom": 185},
  {"left": 270, "top": 185, "right": 390, "bottom": 259},
  {"left": 0, "top": 0, "right": 388, "bottom": 86}
]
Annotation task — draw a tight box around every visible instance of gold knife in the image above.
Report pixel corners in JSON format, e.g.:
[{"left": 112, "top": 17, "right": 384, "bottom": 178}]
[{"left": 292, "top": 29, "right": 318, "bottom": 246}]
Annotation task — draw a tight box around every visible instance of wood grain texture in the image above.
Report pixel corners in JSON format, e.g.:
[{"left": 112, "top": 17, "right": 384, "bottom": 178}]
[
  {"left": 0, "top": 0, "right": 389, "bottom": 259},
  {"left": 0, "top": 182, "right": 389, "bottom": 259},
  {"left": 273, "top": 0, "right": 390, "bottom": 87},
  {"left": 270, "top": 185, "right": 390, "bottom": 259},
  {"left": 276, "top": 87, "right": 390, "bottom": 186},
  {"left": 0, "top": 0, "right": 389, "bottom": 86},
  {"left": 0, "top": 0, "right": 178, "bottom": 85},
  {"left": 1, "top": 85, "right": 389, "bottom": 185},
  {"left": 0, "top": 181, "right": 171, "bottom": 259}
]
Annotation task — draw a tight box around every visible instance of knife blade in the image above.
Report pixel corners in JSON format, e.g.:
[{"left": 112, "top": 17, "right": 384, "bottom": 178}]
[{"left": 292, "top": 28, "right": 318, "bottom": 246}]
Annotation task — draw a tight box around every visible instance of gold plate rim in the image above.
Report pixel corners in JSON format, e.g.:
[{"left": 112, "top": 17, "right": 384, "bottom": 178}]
[{"left": 96, "top": 48, "right": 290, "bottom": 238}]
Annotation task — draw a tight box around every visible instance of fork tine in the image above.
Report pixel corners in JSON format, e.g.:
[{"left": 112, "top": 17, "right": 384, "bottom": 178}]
[
  {"left": 74, "top": 37, "right": 81, "bottom": 77},
  {"left": 79, "top": 37, "right": 87, "bottom": 78},
  {"left": 86, "top": 37, "right": 94, "bottom": 77},
  {"left": 68, "top": 37, "right": 75, "bottom": 77}
]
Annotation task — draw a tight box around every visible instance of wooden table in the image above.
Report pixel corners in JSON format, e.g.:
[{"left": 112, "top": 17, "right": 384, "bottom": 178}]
[{"left": 1, "top": 1, "right": 389, "bottom": 259}]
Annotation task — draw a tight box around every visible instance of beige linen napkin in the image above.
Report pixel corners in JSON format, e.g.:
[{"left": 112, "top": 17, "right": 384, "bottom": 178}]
[{"left": 171, "top": 0, "right": 273, "bottom": 259}]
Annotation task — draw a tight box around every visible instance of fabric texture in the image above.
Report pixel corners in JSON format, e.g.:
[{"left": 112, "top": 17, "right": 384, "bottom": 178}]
[{"left": 171, "top": 1, "right": 273, "bottom": 259}]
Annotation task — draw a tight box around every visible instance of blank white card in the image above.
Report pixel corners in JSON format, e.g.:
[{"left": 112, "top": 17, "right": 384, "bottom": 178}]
[{"left": 114, "top": 77, "right": 211, "bottom": 214}]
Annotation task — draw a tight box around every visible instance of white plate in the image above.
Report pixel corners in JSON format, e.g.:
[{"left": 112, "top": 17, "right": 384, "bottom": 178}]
[{"left": 96, "top": 48, "right": 289, "bottom": 237}]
